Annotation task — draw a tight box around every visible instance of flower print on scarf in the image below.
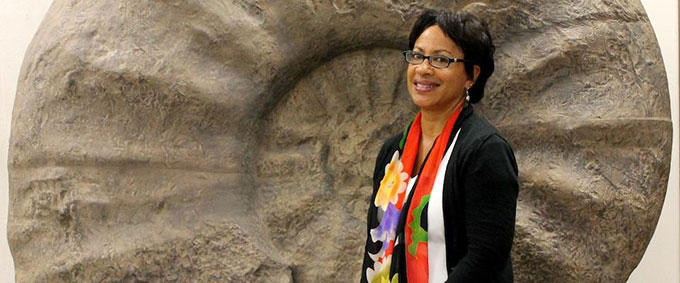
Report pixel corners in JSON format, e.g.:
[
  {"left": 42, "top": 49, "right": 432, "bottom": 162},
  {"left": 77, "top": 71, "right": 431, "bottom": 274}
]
[
  {"left": 369, "top": 203, "right": 399, "bottom": 259},
  {"left": 368, "top": 205, "right": 400, "bottom": 263},
  {"left": 374, "top": 151, "right": 409, "bottom": 210},
  {"left": 367, "top": 150, "right": 411, "bottom": 283},
  {"left": 366, "top": 255, "right": 392, "bottom": 283}
]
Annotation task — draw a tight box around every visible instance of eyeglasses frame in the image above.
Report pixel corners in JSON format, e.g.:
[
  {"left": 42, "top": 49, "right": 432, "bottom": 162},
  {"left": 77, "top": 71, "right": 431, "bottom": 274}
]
[{"left": 402, "top": 50, "right": 469, "bottom": 69}]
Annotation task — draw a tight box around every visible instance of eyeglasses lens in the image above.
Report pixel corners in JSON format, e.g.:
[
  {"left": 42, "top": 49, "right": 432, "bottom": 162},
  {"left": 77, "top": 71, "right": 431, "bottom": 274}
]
[
  {"left": 405, "top": 52, "right": 421, "bottom": 64},
  {"left": 430, "top": 56, "right": 449, "bottom": 68}
]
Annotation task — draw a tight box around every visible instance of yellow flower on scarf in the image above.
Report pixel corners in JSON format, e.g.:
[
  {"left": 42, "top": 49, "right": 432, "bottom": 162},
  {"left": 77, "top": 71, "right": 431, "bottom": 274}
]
[
  {"left": 366, "top": 255, "right": 392, "bottom": 283},
  {"left": 375, "top": 151, "right": 408, "bottom": 210}
]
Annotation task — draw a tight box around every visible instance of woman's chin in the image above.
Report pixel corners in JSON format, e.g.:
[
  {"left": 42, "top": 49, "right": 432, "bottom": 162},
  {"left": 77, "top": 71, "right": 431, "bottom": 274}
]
[{"left": 409, "top": 94, "right": 437, "bottom": 110}]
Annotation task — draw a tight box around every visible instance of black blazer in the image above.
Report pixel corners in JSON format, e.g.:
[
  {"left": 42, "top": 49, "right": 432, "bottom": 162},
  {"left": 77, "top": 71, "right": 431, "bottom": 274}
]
[{"left": 362, "top": 105, "right": 519, "bottom": 283}]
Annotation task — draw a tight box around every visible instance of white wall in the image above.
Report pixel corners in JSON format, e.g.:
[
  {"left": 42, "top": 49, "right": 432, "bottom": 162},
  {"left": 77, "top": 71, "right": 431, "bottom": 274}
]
[
  {"left": 0, "top": 1, "right": 54, "bottom": 281},
  {"left": 0, "top": 1, "right": 677, "bottom": 282}
]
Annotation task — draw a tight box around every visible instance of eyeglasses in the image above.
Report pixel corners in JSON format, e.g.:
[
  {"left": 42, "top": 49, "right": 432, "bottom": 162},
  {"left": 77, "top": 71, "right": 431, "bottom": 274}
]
[{"left": 403, "top": 50, "right": 469, "bottom": 69}]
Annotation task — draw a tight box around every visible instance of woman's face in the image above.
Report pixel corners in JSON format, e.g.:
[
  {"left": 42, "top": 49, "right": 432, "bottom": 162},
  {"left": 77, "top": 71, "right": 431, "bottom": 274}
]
[{"left": 407, "top": 25, "right": 474, "bottom": 112}]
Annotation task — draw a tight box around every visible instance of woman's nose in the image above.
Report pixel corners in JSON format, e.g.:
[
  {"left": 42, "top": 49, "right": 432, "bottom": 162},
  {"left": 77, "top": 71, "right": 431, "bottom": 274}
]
[{"left": 415, "top": 60, "right": 434, "bottom": 75}]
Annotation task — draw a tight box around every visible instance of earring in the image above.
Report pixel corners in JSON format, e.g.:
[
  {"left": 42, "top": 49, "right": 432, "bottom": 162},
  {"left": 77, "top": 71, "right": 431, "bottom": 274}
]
[{"left": 465, "top": 88, "right": 470, "bottom": 102}]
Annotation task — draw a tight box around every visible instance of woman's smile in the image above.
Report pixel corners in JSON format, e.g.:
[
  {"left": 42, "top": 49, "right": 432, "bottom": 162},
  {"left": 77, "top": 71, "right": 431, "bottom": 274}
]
[{"left": 413, "top": 79, "right": 440, "bottom": 93}]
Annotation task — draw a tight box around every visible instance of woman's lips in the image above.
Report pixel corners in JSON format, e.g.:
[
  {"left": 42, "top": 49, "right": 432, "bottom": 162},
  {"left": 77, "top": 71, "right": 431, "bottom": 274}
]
[{"left": 414, "top": 80, "right": 440, "bottom": 92}]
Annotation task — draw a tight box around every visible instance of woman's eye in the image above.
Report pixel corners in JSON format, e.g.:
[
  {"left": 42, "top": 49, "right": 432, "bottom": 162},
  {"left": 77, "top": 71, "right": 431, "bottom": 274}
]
[
  {"left": 434, "top": 56, "right": 448, "bottom": 63},
  {"left": 412, "top": 53, "right": 424, "bottom": 59}
]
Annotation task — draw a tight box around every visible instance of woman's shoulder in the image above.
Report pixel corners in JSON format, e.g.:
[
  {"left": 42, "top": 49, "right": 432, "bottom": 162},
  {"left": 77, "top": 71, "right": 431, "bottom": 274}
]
[
  {"left": 461, "top": 112, "right": 499, "bottom": 137},
  {"left": 375, "top": 133, "right": 403, "bottom": 162},
  {"left": 458, "top": 112, "right": 510, "bottom": 146},
  {"left": 446, "top": 112, "right": 518, "bottom": 187},
  {"left": 382, "top": 133, "right": 403, "bottom": 150},
  {"left": 454, "top": 112, "right": 515, "bottom": 164}
]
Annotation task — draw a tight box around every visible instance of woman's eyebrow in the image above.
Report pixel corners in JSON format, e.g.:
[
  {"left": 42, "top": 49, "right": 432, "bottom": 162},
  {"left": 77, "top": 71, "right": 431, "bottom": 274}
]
[
  {"left": 431, "top": 49, "right": 453, "bottom": 55},
  {"left": 413, "top": 46, "right": 453, "bottom": 55}
]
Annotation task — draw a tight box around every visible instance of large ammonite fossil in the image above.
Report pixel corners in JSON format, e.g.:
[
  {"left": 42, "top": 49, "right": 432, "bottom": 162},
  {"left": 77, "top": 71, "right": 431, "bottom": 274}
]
[{"left": 8, "top": 0, "right": 671, "bottom": 282}]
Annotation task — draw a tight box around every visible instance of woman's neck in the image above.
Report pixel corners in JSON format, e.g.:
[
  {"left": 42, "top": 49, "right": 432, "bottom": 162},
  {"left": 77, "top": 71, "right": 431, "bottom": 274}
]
[{"left": 420, "top": 98, "right": 465, "bottom": 140}]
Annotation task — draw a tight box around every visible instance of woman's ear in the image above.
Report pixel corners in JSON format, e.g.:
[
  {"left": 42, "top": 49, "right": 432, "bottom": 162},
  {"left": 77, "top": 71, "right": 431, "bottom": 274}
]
[{"left": 467, "top": 65, "right": 481, "bottom": 88}]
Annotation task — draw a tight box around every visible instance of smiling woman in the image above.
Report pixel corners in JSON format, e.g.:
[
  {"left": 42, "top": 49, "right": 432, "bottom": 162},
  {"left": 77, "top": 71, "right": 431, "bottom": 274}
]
[{"left": 361, "top": 9, "right": 518, "bottom": 283}]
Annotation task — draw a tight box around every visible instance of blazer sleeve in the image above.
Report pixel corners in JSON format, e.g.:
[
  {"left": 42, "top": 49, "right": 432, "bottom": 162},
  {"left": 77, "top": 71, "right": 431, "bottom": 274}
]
[{"left": 446, "top": 134, "right": 519, "bottom": 282}]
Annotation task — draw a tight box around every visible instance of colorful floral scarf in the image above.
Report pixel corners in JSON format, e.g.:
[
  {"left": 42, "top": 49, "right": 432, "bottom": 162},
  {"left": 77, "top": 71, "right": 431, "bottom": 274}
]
[{"left": 366, "top": 104, "right": 463, "bottom": 283}]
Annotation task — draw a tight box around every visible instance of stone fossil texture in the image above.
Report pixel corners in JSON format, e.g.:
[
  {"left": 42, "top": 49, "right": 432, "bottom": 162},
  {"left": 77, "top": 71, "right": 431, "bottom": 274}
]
[{"left": 8, "top": 0, "right": 671, "bottom": 282}]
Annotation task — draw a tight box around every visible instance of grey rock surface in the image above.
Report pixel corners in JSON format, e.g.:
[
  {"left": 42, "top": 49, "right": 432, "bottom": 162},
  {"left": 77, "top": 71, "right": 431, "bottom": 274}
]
[{"left": 8, "top": 0, "right": 671, "bottom": 282}]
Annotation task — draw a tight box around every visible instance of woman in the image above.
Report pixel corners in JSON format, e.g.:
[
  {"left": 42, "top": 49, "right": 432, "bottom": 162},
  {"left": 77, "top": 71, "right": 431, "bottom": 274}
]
[{"left": 361, "top": 9, "right": 518, "bottom": 283}]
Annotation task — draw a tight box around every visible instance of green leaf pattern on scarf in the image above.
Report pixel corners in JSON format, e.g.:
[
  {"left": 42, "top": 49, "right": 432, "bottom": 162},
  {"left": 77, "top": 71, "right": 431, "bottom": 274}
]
[{"left": 407, "top": 194, "right": 430, "bottom": 257}]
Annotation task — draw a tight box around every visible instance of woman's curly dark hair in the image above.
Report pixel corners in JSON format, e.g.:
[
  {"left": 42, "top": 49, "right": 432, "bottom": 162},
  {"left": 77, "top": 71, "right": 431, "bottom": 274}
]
[{"left": 408, "top": 9, "right": 496, "bottom": 104}]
